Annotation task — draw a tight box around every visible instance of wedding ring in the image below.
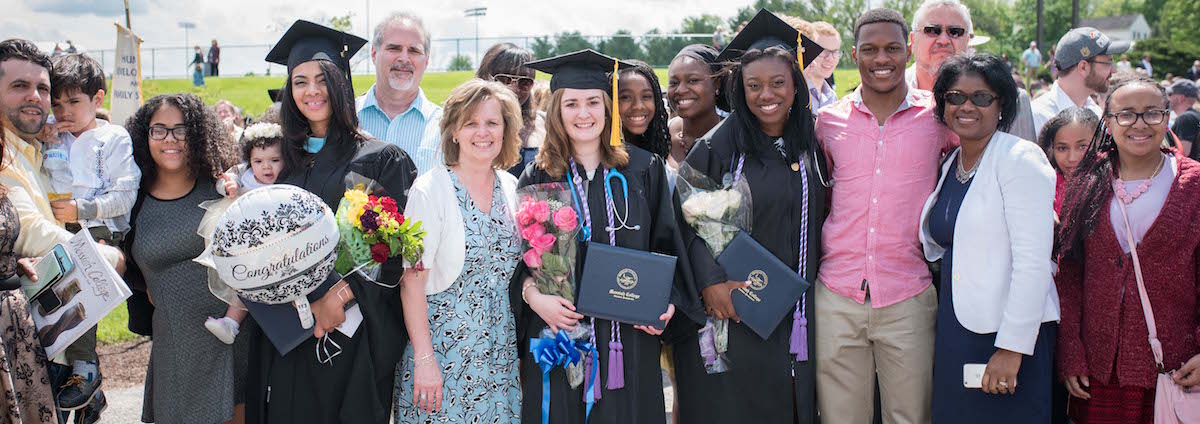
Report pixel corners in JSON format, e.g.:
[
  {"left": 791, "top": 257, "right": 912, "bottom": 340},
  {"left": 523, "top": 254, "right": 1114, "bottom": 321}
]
[
  {"left": 999, "top": 381, "right": 1009, "bottom": 388},
  {"left": 420, "top": 393, "right": 428, "bottom": 400}
]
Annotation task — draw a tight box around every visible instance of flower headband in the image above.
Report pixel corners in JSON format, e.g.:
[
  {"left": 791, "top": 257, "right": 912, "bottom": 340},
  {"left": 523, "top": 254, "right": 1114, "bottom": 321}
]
[{"left": 242, "top": 122, "right": 283, "bottom": 142}]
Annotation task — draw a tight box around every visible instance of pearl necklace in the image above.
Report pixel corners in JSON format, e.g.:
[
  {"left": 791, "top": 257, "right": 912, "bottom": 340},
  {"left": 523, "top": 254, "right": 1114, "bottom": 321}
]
[{"left": 1114, "top": 154, "right": 1166, "bottom": 204}]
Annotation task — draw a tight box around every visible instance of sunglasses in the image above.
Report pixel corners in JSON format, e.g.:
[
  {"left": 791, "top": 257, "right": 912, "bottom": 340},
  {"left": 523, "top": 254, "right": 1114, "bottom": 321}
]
[
  {"left": 492, "top": 73, "right": 535, "bottom": 89},
  {"left": 148, "top": 125, "right": 187, "bottom": 141},
  {"left": 943, "top": 90, "right": 999, "bottom": 107},
  {"left": 1107, "top": 109, "right": 1168, "bottom": 127},
  {"left": 922, "top": 25, "right": 968, "bottom": 39}
]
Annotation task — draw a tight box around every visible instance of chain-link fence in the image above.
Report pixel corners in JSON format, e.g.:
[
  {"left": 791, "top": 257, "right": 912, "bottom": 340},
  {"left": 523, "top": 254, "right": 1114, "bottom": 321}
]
[{"left": 82, "top": 33, "right": 718, "bottom": 79}]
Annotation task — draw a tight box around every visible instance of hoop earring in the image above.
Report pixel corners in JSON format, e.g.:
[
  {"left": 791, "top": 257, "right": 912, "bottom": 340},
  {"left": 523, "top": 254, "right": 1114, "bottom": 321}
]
[{"left": 453, "top": 137, "right": 459, "bottom": 144}]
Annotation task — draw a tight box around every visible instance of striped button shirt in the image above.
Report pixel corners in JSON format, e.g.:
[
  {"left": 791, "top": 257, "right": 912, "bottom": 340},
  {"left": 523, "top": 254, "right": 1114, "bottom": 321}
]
[{"left": 356, "top": 85, "right": 443, "bottom": 175}]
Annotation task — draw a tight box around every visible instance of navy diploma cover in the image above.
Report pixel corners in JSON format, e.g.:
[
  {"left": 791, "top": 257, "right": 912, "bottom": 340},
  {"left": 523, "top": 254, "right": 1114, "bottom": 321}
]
[
  {"left": 576, "top": 243, "right": 676, "bottom": 328},
  {"left": 717, "top": 231, "right": 808, "bottom": 339}
]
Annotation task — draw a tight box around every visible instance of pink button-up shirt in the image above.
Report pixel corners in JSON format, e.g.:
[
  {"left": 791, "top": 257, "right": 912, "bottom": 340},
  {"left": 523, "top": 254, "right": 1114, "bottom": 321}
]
[{"left": 816, "top": 88, "right": 956, "bottom": 308}]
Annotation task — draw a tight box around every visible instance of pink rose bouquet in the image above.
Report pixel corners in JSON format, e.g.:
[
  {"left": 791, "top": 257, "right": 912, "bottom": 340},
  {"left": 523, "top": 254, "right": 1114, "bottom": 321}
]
[{"left": 517, "top": 183, "right": 582, "bottom": 302}]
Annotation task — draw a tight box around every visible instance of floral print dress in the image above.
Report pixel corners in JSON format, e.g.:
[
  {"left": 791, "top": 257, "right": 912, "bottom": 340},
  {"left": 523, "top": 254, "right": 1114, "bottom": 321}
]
[
  {"left": 0, "top": 195, "right": 57, "bottom": 424},
  {"left": 395, "top": 170, "right": 521, "bottom": 423}
]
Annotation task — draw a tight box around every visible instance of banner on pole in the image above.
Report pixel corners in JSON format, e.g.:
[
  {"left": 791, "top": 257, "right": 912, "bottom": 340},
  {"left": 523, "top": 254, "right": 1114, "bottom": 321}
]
[{"left": 110, "top": 24, "right": 143, "bottom": 126}]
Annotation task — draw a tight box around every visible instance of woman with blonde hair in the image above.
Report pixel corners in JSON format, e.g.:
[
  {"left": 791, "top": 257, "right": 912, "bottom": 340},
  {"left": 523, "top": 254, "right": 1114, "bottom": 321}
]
[
  {"left": 512, "top": 50, "right": 691, "bottom": 424},
  {"left": 396, "top": 78, "right": 524, "bottom": 422}
]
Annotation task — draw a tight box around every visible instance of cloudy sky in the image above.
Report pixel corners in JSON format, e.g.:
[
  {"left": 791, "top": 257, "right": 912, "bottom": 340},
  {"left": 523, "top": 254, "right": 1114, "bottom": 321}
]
[{"left": 4, "top": 0, "right": 750, "bottom": 77}]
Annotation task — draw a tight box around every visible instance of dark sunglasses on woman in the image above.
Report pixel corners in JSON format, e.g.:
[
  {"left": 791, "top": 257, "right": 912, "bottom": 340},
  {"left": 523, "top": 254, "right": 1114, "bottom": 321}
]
[
  {"left": 923, "top": 25, "right": 967, "bottom": 39},
  {"left": 492, "top": 73, "right": 535, "bottom": 89},
  {"left": 943, "top": 90, "right": 998, "bottom": 107}
]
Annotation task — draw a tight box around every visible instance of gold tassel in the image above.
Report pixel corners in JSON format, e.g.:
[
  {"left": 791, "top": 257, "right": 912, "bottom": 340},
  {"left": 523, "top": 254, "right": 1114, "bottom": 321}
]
[
  {"left": 797, "top": 33, "right": 805, "bottom": 73},
  {"left": 611, "top": 59, "right": 622, "bottom": 147}
]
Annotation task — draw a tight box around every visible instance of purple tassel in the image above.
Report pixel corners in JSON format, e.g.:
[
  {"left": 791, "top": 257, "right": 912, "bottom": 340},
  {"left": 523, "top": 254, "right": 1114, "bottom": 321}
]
[
  {"left": 789, "top": 297, "right": 809, "bottom": 362},
  {"left": 606, "top": 322, "right": 625, "bottom": 389}
]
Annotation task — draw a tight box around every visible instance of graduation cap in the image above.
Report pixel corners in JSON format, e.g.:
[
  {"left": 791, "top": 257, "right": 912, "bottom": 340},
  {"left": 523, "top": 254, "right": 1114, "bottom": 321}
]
[
  {"left": 267, "top": 88, "right": 281, "bottom": 103},
  {"left": 265, "top": 20, "right": 367, "bottom": 80},
  {"left": 717, "top": 9, "right": 824, "bottom": 72},
  {"left": 525, "top": 49, "right": 634, "bottom": 147}
]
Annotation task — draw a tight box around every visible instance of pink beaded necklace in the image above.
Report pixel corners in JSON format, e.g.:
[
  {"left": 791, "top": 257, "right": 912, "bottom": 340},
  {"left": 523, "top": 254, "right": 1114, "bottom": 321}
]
[{"left": 1114, "top": 154, "right": 1166, "bottom": 204}]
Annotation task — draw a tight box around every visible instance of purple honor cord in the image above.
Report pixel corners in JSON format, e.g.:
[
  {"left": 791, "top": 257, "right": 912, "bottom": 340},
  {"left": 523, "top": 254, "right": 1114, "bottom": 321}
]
[
  {"left": 733, "top": 153, "right": 809, "bottom": 362},
  {"left": 567, "top": 158, "right": 626, "bottom": 399}
]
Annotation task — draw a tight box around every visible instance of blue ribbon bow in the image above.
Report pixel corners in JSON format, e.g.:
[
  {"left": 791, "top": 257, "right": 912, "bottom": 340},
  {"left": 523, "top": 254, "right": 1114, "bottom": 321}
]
[{"left": 530, "top": 330, "right": 600, "bottom": 424}]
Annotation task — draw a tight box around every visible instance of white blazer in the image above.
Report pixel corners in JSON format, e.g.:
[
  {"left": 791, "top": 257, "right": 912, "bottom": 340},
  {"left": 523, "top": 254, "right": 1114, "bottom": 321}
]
[
  {"left": 403, "top": 164, "right": 519, "bottom": 295},
  {"left": 918, "top": 131, "right": 1060, "bottom": 355}
]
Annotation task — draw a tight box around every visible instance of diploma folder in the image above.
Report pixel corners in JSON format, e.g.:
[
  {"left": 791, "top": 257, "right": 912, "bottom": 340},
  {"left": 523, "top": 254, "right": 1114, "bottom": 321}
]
[
  {"left": 241, "top": 271, "right": 358, "bottom": 355},
  {"left": 716, "top": 231, "right": 809, "bottom": 340},
  {"left": 576, "top": 243, "right": 676, "bottom": 328}
]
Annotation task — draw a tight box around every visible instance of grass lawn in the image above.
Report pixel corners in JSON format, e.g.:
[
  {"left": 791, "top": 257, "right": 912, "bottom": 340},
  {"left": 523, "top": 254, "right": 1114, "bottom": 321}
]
[{"left": 95, "top": 67, "right": 862, "bottom": 344}]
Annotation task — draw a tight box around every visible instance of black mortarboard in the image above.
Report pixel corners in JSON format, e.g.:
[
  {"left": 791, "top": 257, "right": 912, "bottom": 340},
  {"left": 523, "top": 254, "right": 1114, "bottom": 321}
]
[
  {"left": 265, "top": 20, "right": 367, "bottom": 79},
  {"left": 267, "top": 88, "right": 281, "bottom": 102},
  {"left": 526, "top": 49, "right": 635, "bottom": 146},
  {"left": 525, "top": 49, "right": 634, "bottom": 94},
  {"left": 717, "top": 9, "right": 824, "bottom": 71}
]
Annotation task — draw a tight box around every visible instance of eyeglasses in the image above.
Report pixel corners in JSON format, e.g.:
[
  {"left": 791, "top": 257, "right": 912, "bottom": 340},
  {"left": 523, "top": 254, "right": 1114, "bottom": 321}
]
[
  {"left": 943, "top": 90, "right": 998, "bottom": 107},
  {"left": 1088, "top": 59, "right": 1113, "bottom": 67},
  {"left": 492, "top": 74, "right": 535, "bottom": 89},
  {"left": 148, "top": 125, "right": 187, "bottom": 141},
  {"left": 922, "top": 25, "right": 968, "bottom": 39},
  {"left": 1107, "top": 109, "right": 1168, "bottom": 126},
  {"left": 817, "top": 49, "right": 843, "bottom": 60}
]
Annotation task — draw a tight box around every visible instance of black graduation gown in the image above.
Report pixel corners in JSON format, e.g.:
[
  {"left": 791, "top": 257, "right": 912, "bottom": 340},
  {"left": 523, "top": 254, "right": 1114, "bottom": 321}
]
[
  {"left": 510, "top": 146, "right": 697, "bottom": 424},
  {"left": 244, "top": 137, "right": 418, "bottom": 424},
  {"left": 672, "top": 116, "right": 828, "bottom": 424}
]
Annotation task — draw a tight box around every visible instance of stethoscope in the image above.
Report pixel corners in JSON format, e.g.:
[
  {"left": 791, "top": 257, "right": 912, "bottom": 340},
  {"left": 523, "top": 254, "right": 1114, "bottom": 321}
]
[{"left": 568, "top": 166, "right": 641, "bottom": 243}]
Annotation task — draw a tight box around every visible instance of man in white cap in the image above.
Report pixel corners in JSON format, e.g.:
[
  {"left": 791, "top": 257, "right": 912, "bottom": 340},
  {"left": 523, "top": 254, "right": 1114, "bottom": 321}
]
[{"left": 1031, "top": 27, "right": 1130, "bottom": 135}]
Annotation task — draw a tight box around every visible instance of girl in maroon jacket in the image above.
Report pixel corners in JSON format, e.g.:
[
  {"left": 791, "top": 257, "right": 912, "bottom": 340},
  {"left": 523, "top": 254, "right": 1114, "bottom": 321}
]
[{"left": 1056, "top": 75, "right": 1200, "bottom": 423}]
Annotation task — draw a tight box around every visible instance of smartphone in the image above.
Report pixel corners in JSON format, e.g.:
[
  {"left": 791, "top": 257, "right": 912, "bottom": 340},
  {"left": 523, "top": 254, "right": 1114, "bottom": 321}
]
[
  {"left": 25, "top": 245, "right": 73, "bottom": 310},
  {"left": 963, "top": 363, "right": 986, "bottom": 389}
]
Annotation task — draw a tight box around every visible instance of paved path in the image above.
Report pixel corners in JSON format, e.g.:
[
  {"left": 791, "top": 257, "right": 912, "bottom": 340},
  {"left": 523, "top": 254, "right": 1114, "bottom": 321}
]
[{"left": 96, "top": 386, "right": 143, "bottom": 424}]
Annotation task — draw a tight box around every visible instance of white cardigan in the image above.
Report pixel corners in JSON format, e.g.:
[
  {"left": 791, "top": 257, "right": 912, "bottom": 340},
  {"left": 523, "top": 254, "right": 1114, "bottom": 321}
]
[
  {"left": 404, "top": 164, "right": 519, "bottom": 295},
  {"left": 918, "top": 131, "right": 1060, "bottom": 355}
]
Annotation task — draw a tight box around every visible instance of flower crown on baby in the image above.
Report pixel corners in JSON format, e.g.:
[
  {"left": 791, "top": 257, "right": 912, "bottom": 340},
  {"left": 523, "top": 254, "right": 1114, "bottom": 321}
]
[{"left": 241, "top": 122, "right": 283, "bottom": 143}]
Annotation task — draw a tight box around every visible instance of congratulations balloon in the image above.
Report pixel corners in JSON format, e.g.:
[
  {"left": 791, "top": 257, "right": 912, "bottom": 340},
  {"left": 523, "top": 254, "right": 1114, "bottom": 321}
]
[{"left": 196, "top": 185, "right": 338, "bottom": 329}]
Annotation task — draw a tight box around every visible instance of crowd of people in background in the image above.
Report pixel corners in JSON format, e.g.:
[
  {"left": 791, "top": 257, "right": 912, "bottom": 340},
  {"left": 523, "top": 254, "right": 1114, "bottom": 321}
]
[{"left": 0, "top": 1, "right": 1199, "bottom": 423}]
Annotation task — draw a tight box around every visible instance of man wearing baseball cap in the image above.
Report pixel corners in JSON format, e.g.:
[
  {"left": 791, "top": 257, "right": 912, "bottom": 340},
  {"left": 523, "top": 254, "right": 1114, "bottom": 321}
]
[
  {"left": 1168, "top": 79, "right": 1200, "bottom": 158},
  {"left": 1032, "top": 27, "right": 1130, "bottom": 135}
]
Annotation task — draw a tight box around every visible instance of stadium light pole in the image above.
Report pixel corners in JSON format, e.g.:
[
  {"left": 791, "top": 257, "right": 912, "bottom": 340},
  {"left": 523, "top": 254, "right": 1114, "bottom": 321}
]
[
  {"left": 178, "top": 21, "right": 196, "bottom": 65},
  {"left": 465, "top": 7, "right": 487, "bottom": 67}
]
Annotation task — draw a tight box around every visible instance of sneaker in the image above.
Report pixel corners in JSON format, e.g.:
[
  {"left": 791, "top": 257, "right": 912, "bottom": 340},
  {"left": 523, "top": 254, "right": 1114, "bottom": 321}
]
[
  {"left": 56, "top": 360, "right": 101, "bottom": 411},
  {"left": 205, "top": 316, "right": 240, "bottom": 345},
  {"left": 71, "top": 389, "right": 106, "bottom": 424}
]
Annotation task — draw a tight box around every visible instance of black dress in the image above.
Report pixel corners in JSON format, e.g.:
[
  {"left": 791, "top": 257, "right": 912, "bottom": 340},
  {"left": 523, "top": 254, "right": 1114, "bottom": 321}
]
[
  {"left": 673, "top": 115, "right": 828, "bottom": 423},
  {"left": 510, "top": 146, "right": 697, "bottom": 424},
  {"left": 244, "top": 137, "right": 418, "bottom": 424}
]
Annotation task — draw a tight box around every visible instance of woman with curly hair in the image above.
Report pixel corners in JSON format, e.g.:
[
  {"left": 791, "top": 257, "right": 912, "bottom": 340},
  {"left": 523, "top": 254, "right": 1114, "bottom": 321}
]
[
  {"left": 120, "top": 93, "right": 242, "bottom": 424},
  {"left": 618, "top": 60, "right": 671, "bottom": 160}
]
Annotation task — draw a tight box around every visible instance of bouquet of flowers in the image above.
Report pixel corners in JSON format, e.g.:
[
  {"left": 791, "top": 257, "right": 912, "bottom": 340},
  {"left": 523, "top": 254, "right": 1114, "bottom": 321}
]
[
  {"left": 516, "top": 183, "right": 582, "bottom": 303},
  {"left": 333, "top": 173, "right": 425, "bottom": 280},
  {"left": 676, "top": 162, "right": 754, "bottom": 374},
  {"left": 676, "top": 163, "right": 753, "bottom": 257}
]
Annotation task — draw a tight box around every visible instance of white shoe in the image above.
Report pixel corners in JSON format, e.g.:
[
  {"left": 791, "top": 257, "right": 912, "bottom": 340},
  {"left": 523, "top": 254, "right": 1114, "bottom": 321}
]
[{"left": 204, "top": 316, "right": 239, "bottom": 345}]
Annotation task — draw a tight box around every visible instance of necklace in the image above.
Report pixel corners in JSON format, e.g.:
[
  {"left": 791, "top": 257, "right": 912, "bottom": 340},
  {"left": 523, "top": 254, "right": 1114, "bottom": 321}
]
[
  {"left": 1114, "top": 154, "right": 1166, "bottom": 204},
  {"left": 955, "top": 152, "right": 981, "bottom": 183}
]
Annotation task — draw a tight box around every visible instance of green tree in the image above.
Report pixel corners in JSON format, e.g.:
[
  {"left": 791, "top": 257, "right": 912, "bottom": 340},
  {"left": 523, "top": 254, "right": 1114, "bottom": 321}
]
[
  {"left": 1014, "top": 0, "right": 1084, "bottom": 54},
  {"left": 642, "top": 29, "right": 689, "bottom": 67},
  {"left": 598, "top": 30, "right": 643, "bottom": 61},
  {"left": 328, "top": 13, "right": 354, "bottom": 33},
  {"left": 1131, "top": 37, "right": 1200, "bottom": 76},
  {"left": 448, "top": 55, "right": 473, "bottom": 71},
  {"left": 1159, "top": 0, "right": 1200, "bottom": 41},
  {"left": 531, "top": 36, "right": 555, "bottom": 59},
  {"left": 963, "top": 0, "right": 1020, "bottom": 60},
  {"left": 883, "top": 0, "right": 924, "bottom": 24},
  {"left": 553, "top": 31, "right": 595, "bottom": 56}
]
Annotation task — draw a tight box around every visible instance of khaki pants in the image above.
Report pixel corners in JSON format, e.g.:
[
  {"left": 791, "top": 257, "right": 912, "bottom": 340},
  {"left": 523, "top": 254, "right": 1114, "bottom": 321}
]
[{"left": 815, "top": 280, "right": 937, "bottom": 424}]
